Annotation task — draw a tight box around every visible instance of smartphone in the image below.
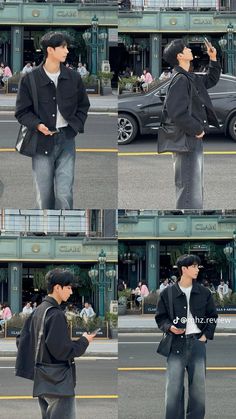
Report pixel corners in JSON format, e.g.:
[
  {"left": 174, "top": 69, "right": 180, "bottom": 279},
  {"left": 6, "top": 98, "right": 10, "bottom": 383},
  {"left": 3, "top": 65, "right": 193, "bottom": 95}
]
[
  {"left": 50, "top": 130, "right": 58, "bottom": 135},
  {"left": 203, "top": 37, "right": 214, "bottom": 52},
  {"left": 89, "top": 328, "right": 101, "bottom": 335}
]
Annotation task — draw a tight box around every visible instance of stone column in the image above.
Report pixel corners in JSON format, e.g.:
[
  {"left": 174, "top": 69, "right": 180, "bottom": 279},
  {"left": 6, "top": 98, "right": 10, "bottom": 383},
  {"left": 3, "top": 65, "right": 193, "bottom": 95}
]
[
  {"left": 11, "top": 26, "right": 23, "bottom": 73},
  {"left": 8, "top": 262, "right": 22, "bottom": 314}
]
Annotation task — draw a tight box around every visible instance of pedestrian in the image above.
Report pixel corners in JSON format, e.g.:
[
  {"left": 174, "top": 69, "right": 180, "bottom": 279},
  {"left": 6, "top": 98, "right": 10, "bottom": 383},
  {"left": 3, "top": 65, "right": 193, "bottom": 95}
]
[
  {"left": 155, "top": 254, "right": 218, "bottom": 419},
  {"left": 80, "top": 302, "right": 96, "bottom": 323},
  {"left": 162, "top": 39, "right": 220, "bottom": 209},
  {"left": 159, "top": 278, "right": 169, "bottom": 292},
  {"left": 16, "top": 269, "right": 95, "bottom": 419},
  {"left": 15, "top": 31, "right": 90, "bottom": 209},
  {"left": 22, "top": 301, "right": 33, "bottom": 315},
  {"left": 77, "top": 62, "right": 88, "bottom": 77},
  {"left": 21, "top": 62, "right": 33, "bottom": 74}
]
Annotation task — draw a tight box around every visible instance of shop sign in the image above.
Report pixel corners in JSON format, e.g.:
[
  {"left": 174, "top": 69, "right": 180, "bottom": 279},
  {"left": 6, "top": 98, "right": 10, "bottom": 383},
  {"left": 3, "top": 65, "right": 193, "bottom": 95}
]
[
  {"left": 193, "top": 223, "right": 217, "bottom": 232},
  {"left": 59, "top": 245, "right": 82, "bottom": 253}
]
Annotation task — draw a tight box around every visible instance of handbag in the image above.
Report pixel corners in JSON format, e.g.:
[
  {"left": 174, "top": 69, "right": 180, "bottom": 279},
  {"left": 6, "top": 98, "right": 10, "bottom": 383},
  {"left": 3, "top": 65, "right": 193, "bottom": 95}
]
[
  {"left": 157, "top": 286, "right": 174, "bottom": 357},
  {"left": 33, "top": 306, "right": 75, "bottom": 398},
  {"left": 15, "top": 71, "right": 39, "bottom": 157},
  {"left": 157, "top": 73, "right": 192, "bottom": 154}
]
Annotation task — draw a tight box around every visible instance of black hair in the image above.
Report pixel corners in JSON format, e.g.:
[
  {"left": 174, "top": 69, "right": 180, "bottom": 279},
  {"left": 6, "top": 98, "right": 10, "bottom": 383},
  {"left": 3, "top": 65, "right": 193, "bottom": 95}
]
[
  {"left": 40, "top": 31, "right": 71, "bottom": 57},
  {"left": 163, "top": 39, "right": 186, "bottom": 67},
  {"left": 176, "top": 254, "right": 201, "bottom": 277},
  {"left": 46, "top": 268, "right": 75, "bottom": 293}
]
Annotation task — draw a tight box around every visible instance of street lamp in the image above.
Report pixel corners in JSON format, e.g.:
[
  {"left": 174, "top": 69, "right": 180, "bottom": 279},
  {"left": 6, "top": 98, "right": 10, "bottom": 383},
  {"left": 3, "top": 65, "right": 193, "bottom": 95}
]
[
  {"left": 223, "top": 229, "right": 236, "bottom": 292},
  {"left": 88, "top": 249, "right": 116, "bottom": 317},
  {"left": 218, "top": 23, "right": 236, "bottom": 76},
  {"left": 82, "top": 15, "right": 108, "bottom": 75}
]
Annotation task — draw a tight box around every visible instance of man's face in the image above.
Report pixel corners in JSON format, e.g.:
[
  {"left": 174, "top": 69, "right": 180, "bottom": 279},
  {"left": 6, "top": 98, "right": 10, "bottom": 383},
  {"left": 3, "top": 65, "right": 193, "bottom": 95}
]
[
  {"left": 183, "top": 264, "right": 199, "bottom": 279},
  {"left": 58, "top": 285, "right": 73, "bottom": 302},
  {"left": 177, "top": 46, "right": 193, "bottom": 62},
  {"left": 48, "top": 44, "right": 69, "bottom": 63}
]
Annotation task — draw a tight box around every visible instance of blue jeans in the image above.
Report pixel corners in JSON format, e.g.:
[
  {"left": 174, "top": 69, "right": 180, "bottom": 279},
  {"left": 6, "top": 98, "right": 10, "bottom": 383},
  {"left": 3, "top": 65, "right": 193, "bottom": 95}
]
[
  {"left": 32, "top": 132, "right": 75, "bottom": 209},
  {"left": 173, "top": 140, "right": 203, "bottom": 209},
  {"left": 38, "top": 396, "right": 76, "bottom": 419},
  {"left": 165, "top": 336, "right": 206, "bottom": 419}
]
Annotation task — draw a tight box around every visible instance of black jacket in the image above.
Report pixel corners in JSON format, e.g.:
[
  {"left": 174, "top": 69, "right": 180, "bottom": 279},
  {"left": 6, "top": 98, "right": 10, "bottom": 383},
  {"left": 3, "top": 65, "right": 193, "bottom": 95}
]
[
  {"left": 15, "top": 63, "right": 90, "bottom": 155},
  {"left": 166, "top": 60, "right": 221, "bottom": 138},
  {"left": 15, "top": 296, "right": 89, "bottom": 381},
  {"left": 155, "top": 282, "right": 218, "bottom": 353}
]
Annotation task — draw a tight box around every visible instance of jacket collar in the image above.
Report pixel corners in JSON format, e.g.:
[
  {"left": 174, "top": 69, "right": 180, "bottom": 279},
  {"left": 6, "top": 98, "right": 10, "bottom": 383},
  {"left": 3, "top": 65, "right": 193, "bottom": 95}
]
[
  {"left": 44, "top": 295, "right": 61, "bottom": 308},
  {"left": 37, "top": 62, "right": 70, "bottom": 86},
  {"left": 174, "top": 281, "right": 201, "bottom": 296},
  {"left": 173, "top": 65, "right": 195, "bottom": 82}
]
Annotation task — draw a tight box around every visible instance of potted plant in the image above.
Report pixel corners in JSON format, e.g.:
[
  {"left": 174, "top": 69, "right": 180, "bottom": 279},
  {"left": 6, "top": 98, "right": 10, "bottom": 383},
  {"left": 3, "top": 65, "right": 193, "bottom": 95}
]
[
  {"left": 118, "top": 76, "right": 138, "bottom": 95},
  {"left": 118, "top": 288, "right": 131, "bottom": 315},
  {"left": 6, "top": 72, "right": 21, "bottom": 94},
  {"left": 4, "top": 314, "right": 26, "bottom": 338},
  {"left": 105, "top": 311, "right": 118, "bottom": 339},
  {"left": 82, "top": 74, "right": 100, "bottom": 95},
  {"left": 142, "top": 291, "right": 160, "bottom": 314},
  {"left": 69, "top": 315, "right": 108, "bottom": 338},
  {"left": 97, "top": 71, "right": 114, "bottom": 95},
  {"left": 213, "top": 292, "right": 236, "bottom": 314}
]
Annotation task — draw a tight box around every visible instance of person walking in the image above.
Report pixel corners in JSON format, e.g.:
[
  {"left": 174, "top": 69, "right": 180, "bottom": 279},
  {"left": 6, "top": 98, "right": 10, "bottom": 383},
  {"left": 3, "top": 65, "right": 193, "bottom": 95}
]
[
  {"left": 155, "top": 254, "right": 218, "bottom": 419},
  {"left": 15, "top": 31, "right": 90, "bottom": 209},
  {"left": 16, "top": 269, "right": 95, "bottom": 419},
  {"left": 162, "top": 39, "right": 220, "bottom": 209}
]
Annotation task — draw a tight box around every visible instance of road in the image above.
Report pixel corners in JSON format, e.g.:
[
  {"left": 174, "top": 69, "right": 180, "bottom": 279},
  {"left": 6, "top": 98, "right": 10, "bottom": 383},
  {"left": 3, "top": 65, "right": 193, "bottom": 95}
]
[
  {"left": 118, "top": 333, "right": 236, "bottom": 419},
  {"left": 118, "top": 133, "right": 236, "bottom": 209},
  {"left": 0, "top": 357, "right": 118, "bottom": 419},
  {"left": 0, "top": 113, "right": 117, "bottom": 209}
]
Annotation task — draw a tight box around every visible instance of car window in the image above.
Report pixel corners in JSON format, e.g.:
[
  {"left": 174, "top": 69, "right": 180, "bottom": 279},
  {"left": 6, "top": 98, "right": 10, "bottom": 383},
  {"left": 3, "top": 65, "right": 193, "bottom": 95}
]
[
  {"left": 208, "top": 78, "right": 236, "bottom": 93},
  {"left": 153, "top": 82, "right": 169, "bottom": 97}
]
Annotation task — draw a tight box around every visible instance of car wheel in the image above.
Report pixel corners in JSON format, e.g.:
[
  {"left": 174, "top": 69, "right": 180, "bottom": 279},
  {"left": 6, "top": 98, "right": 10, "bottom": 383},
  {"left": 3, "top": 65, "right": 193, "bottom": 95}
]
[
  {"left": 228, "top": 115, "right": 236, "bottom": 141},
  {"left": 118, "top": 113, "right": 138, "bottom": 145}
]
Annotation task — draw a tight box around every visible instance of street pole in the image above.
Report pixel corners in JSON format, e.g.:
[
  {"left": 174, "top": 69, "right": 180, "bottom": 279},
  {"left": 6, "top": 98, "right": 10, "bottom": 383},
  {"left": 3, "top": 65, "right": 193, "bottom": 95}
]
[{"left": 98, "top": 259, "right": 105, "bottom": 317}]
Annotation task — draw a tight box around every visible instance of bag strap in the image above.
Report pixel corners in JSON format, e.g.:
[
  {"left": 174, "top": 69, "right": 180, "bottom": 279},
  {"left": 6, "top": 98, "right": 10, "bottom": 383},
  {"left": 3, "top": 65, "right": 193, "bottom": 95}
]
[
  {"left": 167, "top": 285, "right": 174, "bottom": 322},
  {"left": 160, "top": 72, "right": 193, "bottom": 126},
  {"left": 35, "top": 306, "right": 54, "bottom": 364},
  {"left": 28, "top": 71, "right": 39, "bottom": 116}
]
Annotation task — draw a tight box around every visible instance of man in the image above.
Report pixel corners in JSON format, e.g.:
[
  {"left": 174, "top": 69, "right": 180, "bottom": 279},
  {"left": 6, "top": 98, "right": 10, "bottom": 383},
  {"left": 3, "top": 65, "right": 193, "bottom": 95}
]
[
  {"left": 217, "top": 279, "right": 229, "bottom": 300},
  {"left": 16, "top": 269, "right": 95, "bottom": 419},
  {"left": 15, "top": 32, "right": 90, "bottom": 209},
  {"left": 162, "top": 39, "right": 220, "bottom": 209},
  {"left": 80, "top": 302, "right": 96, "bottom": 323},
  {"left": 155, "top": 254, "right": 218, "bottom": 419},
  {"left": 22, "top": 301, "right": 33, "bottom": 315},
  {"left": 21, "top": 62, "right": 33, "bottom": 74}
]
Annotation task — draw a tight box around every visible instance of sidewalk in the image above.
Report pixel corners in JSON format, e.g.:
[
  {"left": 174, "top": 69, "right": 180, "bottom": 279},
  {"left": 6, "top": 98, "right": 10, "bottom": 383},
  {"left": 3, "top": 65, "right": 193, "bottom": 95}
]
[
  {"left": 118, "top": 314, "right": 236, "bottom": 333},
  {"left": 0, "top": 337, "right": 118, "bottom": 358},
  {"left": 0, "top": 92, "right": 117, "bottom": 113}
]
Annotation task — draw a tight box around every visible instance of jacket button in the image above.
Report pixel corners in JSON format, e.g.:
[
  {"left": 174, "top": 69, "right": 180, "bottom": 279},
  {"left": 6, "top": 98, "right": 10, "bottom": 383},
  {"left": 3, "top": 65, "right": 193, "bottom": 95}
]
[
  {"left": 181, "top": 335, "right": 184, "bottom": 338},
  {"left": 202, "top": 104, "right": 205, "bottom": 107},
  {"left": 52, "top": 114, "right": 55, "bottom": 117},
  {"left": 45, "top": 151, "right": 48, "bottom": 155},
  {"left": 184, "top": 306, "right": 187, "bottom": 309},
  {"left": 176, "top": 350, "right": 180, "bottom": 354},
  {"left": 204, "top": 120, "right": 207, "bottom": 123},
  {"left": 53, "top": 97, "right": 56, "bottom": 100}
]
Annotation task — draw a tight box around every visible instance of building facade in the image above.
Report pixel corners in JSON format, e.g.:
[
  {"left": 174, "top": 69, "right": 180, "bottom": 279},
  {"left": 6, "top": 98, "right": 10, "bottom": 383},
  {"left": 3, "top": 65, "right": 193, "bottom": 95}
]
[
  {"left": 0, "top": 209, "right": 117, "bottom": 315},
  {"left": 118, "top": 210, "right": 236, "bottom": 292},
  {"left": 118, "top": 0, "right": 236, "bottom": 77}
]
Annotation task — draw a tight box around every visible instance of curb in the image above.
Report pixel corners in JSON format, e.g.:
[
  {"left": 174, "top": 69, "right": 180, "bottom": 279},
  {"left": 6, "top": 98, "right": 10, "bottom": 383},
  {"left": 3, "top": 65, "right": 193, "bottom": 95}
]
[
  {"left": 118, "top": 328, "right": 236, "bottom": 334},
  {"left": 0, "top": 106, "right": 117, "bottom": 113},
  {"left": 0, "top": 351, "right": 118, "bottom": 358}
]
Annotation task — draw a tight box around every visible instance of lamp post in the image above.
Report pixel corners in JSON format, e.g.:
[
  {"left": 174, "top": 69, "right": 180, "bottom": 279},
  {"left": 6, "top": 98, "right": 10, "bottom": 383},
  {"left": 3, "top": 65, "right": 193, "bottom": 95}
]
[
  {"left": 219, "top": 23, "right": 236, "bottom": 76},
  {"left": 88, "top": 249, "right": 116, "bottom": 317},
  {"left": 223, "top": 229, "right": 236, "bottom": 292},
  {"left": 82, "top": 15, "right": 108, "bottom": 75}
]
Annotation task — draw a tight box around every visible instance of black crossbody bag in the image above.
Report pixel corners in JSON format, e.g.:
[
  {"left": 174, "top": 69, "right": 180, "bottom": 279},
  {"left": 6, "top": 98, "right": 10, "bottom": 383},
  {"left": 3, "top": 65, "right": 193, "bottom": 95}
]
[
  {"left": 157, "top": 73, "right": 193, "bottom": 154},
  {"left": 33, "top": 306, "right": 76, "bottom": 398},
  {"left": 15, "top": 71, "right": 39, "bottom": 157},
  {"left": 156, "top": 286, "right": 174, "bottom": 357}
]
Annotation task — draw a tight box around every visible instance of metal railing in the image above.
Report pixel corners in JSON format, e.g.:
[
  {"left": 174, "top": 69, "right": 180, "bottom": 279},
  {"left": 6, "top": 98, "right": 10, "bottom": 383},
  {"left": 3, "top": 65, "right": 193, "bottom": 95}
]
[
  {"left": 0, "top": 209, "right": 107, "bottom": 237},
  {"left": 119, "top": 0, "right": 229, "bottom": 11}
]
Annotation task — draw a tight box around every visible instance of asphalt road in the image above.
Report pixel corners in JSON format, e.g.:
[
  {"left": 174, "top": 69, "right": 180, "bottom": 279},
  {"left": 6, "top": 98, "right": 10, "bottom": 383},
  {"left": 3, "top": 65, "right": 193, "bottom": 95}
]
[
  {"left": 118, "top": 334, "right": 236, "bottom": 419},
  {"left": 0, "top": 113, "right": 117, "bottom": 209},
  {"left": 0, "top": 358, "right": 118, "bottom": 419},
  {"left": 118, "top": 133, "right": 236, "bottom": 209}
]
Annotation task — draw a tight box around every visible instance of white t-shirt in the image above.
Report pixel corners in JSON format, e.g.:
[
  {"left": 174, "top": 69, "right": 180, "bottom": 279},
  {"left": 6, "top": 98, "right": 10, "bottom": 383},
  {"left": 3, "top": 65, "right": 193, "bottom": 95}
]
[
  {"left": 179, "top": 285, "right": 201, "bottom": 335},
  {"left": 44, "top": 68, "right": 68, "bottom": 129}
]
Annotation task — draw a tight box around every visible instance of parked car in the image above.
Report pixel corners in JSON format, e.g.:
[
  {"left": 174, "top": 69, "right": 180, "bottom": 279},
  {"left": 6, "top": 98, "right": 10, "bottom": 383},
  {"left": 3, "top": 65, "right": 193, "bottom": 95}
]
[{"left": 118, "top": 73, "right": 236, "bottom": 145}]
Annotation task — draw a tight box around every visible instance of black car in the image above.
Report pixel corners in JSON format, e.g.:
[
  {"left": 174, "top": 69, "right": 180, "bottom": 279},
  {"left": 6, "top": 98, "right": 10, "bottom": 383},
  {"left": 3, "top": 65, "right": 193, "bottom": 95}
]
[{"left": 118, "top": 74, "right": 236, "bottom": 144}]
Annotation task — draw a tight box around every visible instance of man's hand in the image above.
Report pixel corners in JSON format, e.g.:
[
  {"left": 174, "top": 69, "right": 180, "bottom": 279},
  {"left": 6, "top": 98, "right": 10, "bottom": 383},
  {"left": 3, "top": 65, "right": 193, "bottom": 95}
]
[
  {"left": 82, "top": 332, "right": 96, "bottom": 343},
  {"left": 169, "top": 325, "right": 185, "bottom": 335},
  {"left": 37, "top": 123, "right": 55, "bottom": 136},
  {"left": 195, "top": 131, "right": 205, "bottom": 139},
  {"left": 206, "top": 44, "right": 217, "bottom": 61},
  {"left": 198, "top": 334, "right": 207, "bottom": 342}
]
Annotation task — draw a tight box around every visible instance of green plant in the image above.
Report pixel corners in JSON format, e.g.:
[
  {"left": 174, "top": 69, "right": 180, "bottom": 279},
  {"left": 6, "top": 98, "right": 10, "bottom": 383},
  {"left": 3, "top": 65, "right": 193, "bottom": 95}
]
[
  {"left": 105, "top": 312, "right": 118, "bottom": 328},
  {"left": 118, "top": 288, "right": 131, "bottom": 299},
  {"left": 118, "top": 76, "right": 137, "bottom": 92},
  {"left": 143, "top": 292, "right": 160, "bottom": 306},
  {"left": 82, "top": 74, "right": 99, "bottom": 86},
  {"left": 6, "top": 315, "right": 26, "bottom": 329},
  {"left": 68, "top": 314, "right": 105, "bottom": 332},
  {"left": 97, "top": 71, "right": 114, "bottom": 80}
]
